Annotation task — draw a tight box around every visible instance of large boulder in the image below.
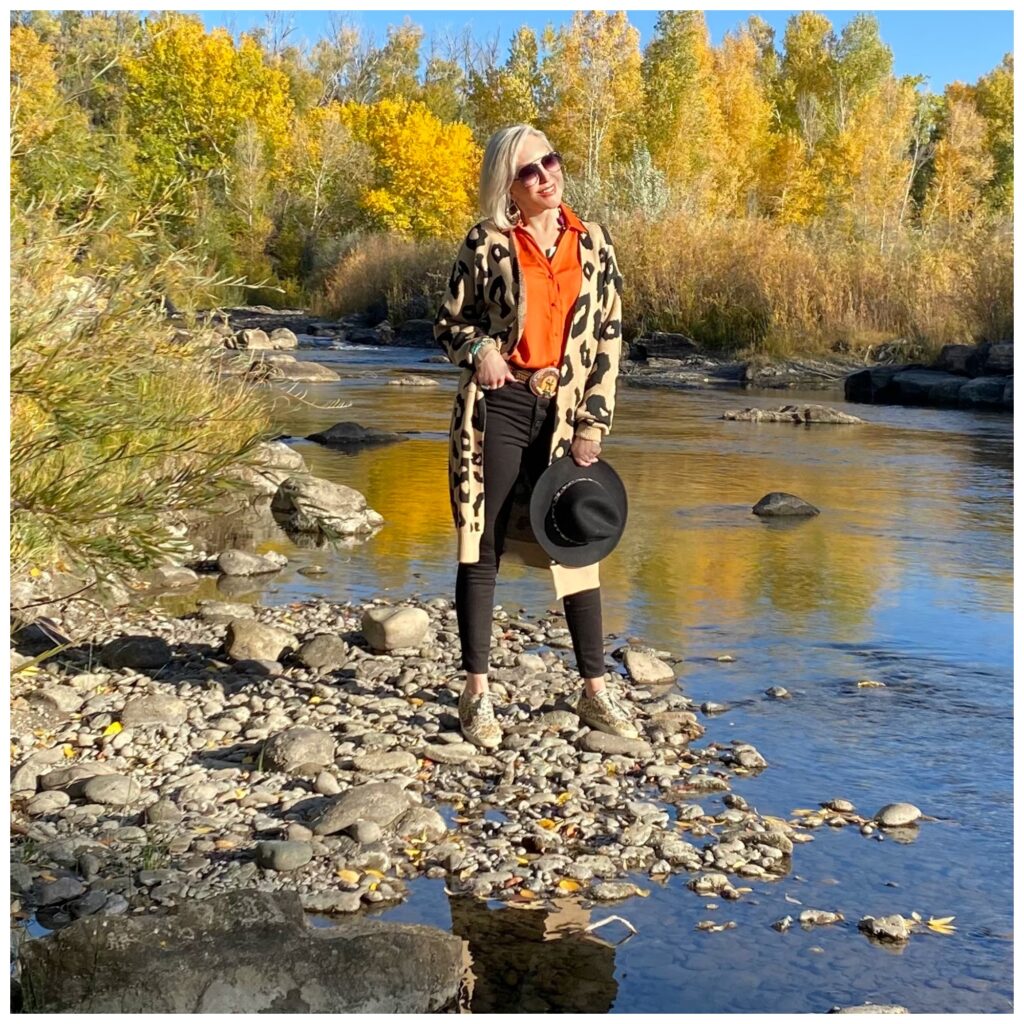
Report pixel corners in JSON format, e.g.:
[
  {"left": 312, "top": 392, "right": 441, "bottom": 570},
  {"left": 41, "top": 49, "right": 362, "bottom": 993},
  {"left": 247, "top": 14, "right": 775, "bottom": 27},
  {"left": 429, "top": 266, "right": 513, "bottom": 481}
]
[
  {"left": 224, "top": 619, "right": 297, "bottom": 662},
  {"left": 269, "top": 327, "right": 299, "bottom": 350},
  {"left": 891, "top": 369, "right": 966, "bottom": 406},
  {"left": 312, "top": 782, "right": 413, "bottom": 836},
  {"left": 844, "top": 366, "right": 906, "bottom": 404},
  {"left": 981, "top": 341, "right": 1013, "bottom": 375},
  {"left": 306, "top": 422, "right": 408, "bottom": 450},
  {"left": 752, "top": 492, "right": 820, "bottom": 517},
  {"left": 229, "top": 328, "right": 274, "bottom": 351},
  {"left": 394, "top": 319, "right": 437, "bottom": 347},
  {"left": 629, "top": 332, "right": 700, "bottom": 361},
  {"left": 361, "top": 606, "right": 429, "bottom": 652},
  {"left": 99, "top": 636, "right": 172, "bottom": 671},
  {"left": 271, "top": 474, "right": 383, "bottom": 535},
  {"left": 270, "top": 361, "right": 340, "bottom": 382},
  {"left": 933, "top": 343, "right": 976, "bottom": 376},
  {"left": 959, "top": 376, "right": 1008, "bottom": 409},
  {"left": 18, "top": 890, "right": 463, "bottom": 1013}
]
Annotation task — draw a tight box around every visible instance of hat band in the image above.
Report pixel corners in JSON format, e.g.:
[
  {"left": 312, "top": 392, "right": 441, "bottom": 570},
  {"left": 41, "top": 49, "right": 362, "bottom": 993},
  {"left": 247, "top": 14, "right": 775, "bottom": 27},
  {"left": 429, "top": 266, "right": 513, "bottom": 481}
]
[{"left": 549, "top": 477, "right": 599, "bottom": 545}]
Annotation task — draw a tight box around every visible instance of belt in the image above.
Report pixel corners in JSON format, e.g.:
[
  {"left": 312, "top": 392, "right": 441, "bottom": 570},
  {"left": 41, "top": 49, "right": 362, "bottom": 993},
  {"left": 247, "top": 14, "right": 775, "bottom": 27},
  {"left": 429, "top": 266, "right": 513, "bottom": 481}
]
[{"left": 508, "top": 364, "right": 560, "bottom": 398}]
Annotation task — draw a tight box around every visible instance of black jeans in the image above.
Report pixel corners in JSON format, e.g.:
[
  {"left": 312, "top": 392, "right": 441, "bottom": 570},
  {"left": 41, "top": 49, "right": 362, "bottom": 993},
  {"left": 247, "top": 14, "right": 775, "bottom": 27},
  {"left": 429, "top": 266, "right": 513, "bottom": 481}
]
[{"left": 455, "top": 381, "right": 605, "bottom": 678}]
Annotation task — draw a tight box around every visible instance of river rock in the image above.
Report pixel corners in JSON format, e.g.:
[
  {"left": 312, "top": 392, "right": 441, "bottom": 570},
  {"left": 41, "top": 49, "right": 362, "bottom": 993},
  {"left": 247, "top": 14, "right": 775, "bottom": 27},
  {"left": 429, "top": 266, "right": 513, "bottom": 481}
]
[
  {"left": 256, "top": 841, "right": 313, "bottom": 872},
  {"left": 623, "top": 649, "right": 675, "bottom": 685},
  {"left": 800, "top": 909, "right": 844, "bottom": 927},
  {"left": 306, "top": 422, "right": 408, "bottom": 450},
  {"left": 296, "top": 635, "right": 349, "bottom": 672},
  {"left": 422, "top": 742, "right": 477, "bottom": 764},
  {"left": 146, "top": 799, "right": 183, "bottom": 825},
  {"left": 387, "top": 375, "right": 439, "bottom": 386},
  {"left": 578, "top": 732, "right": 652, "bottom": 757},
  {"left": 346, "top": 820, "right": 383, "bottom": 846},
  {"left": 197, "top": 600, "right": 255, "bottom": 624},
  {"left": 153, "top": 566, "right": 199, "bottom": 588},
  {"left": 752, "top": 492, "right": 820, "bottom": 517},
  {"left": 353, "top": 751, "right": 418, "bottom": 773},
  {"left": 313, "top": 782, "right": 412, "bottom": 836},
  {"left": 301, "top": 891, "right": 362, "bottom": 915},
  {"left": 272, "top": 475, "right": 384, "bottom": 535},
  {"left": 269, "top": 328, "right": 298, "bottom": 350},
  {"left": 959, "top": 376, "right": 1007, "bottom": 409},
  {"left": 18, "top": 890, "right": 463, "bottom": 1013},
  {"left": 82, "top": 775, "right": 142, "bottom": 806},
  {"left": 224, "top": 619, "right": 297, "bottom": 662},
  {"left": 99, "top": 635, "right": 172, "bottom": 670},
  {"left": 24, "top": 685, "right": 85, "bottom": 717},
  {"left": 230, "top": 328, "right": 273, "bottom": 351},
  {"left": 26, "top": 790, "right": 71, "bottom": 816},
  {"left": 36, "top": 877, "right": 87, "bottom": 906},
  {"left": 648, "top": 711, "right": 702, "bottom": 739},
  {"left": 250, "top": 440, "right": 306, "bottom": 473},
  {"left": 394, "top": 806, "right": 448, "bottom": 841},
  {"left": 120, "top": 694, "right": 188, "bottom": 727},
  {"left": 858, "top": 914, "right": 911, "bottom": 943},
  {"left": 271, "top": 361, "right": 340, "bottom": 382},
  {"left": 38, "top": 763, "right": 117, "bottom": 798},
  {"left": 590, "top": 881, "right": 648, "bottom": 901},
  {"left": 361, "top": 607, "right": 429, "bottom": 652},
  {"left": 262, "top": 727, "right": 335, "bottom": 774},
  {"left": 874, "top": 803, "right": 921, "bottom": 827},
  {"left": 722, "top": 405, "right": 863, "bottom": 424},
  {"left": 830, "top": 1005, "right": 909, "bottom": 1014},
  {"left": 217, "top": 549, "right": 283, "bottom": 576}
]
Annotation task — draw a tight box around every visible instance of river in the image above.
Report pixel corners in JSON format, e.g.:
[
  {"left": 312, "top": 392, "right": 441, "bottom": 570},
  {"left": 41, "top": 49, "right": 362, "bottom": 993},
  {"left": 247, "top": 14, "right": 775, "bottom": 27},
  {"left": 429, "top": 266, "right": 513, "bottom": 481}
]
[{"left": 168, "top": 342, "right": 1013, "bottom": 1013}]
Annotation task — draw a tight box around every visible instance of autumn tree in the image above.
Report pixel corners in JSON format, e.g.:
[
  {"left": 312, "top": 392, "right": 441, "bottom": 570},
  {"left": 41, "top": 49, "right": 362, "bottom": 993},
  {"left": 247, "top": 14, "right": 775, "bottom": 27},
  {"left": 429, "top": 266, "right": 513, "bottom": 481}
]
[
  {"left": 541, "top": 12, "right": 643, "bottom": 185},
  {"left": 973, "top": 53, "right": 1013, "bottom": 209},
  {"left": 466, "top": 27, "right": 541, "bottom": 141}
]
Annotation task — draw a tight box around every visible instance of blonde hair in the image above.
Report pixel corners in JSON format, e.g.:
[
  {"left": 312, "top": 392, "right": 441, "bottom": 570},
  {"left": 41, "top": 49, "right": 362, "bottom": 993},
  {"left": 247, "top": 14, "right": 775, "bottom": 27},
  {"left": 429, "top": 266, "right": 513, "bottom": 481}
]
[{"left": 479, "top": 125, "right": 554, "bottom": 231}]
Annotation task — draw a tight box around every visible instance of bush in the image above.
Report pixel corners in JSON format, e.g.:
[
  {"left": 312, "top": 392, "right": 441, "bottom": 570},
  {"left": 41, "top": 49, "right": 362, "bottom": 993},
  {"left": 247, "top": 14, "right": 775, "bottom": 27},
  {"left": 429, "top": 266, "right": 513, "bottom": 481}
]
[{"left": 11, "top": 197, "right": 273, "bottom": 583}]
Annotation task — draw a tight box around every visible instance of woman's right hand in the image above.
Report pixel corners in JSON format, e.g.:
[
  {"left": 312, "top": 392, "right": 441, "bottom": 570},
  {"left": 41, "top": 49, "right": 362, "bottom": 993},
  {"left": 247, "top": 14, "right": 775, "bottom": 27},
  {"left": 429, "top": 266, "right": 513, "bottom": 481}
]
[{"left": 474, "top": 348, "right": 516, "bottom": 390}]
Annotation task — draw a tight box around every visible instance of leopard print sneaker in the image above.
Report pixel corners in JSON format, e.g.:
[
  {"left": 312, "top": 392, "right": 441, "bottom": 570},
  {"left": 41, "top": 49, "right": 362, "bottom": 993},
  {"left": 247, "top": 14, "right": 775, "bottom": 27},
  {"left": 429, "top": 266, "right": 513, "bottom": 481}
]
[
  {"left": 458, "top": 687, "right": 502, "bottom": 749},
  {"left": 576, "top": 687, "right": 640, "bottom": 740}
]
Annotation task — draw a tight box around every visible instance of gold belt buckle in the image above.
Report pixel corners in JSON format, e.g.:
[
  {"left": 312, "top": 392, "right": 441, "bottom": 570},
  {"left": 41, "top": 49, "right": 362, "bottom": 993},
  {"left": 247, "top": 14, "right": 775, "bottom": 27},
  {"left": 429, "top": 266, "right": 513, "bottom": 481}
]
[{"left": 528, "top": 366, "right": 560, "bottom": 398}]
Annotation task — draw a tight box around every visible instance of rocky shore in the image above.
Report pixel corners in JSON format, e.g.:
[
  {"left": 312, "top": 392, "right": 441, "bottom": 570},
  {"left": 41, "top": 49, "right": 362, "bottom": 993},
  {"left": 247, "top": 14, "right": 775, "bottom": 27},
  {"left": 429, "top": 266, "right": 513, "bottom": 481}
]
[{"left": 12, "top": 590, "right": 927, "bottom": 936}]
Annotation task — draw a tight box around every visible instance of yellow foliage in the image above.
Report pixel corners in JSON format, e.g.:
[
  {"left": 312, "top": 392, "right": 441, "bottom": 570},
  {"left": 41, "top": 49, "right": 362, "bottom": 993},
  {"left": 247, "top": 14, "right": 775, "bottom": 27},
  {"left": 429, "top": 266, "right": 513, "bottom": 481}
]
[{"left": 336, "top": 98, "right": 480, "bottom": 238}]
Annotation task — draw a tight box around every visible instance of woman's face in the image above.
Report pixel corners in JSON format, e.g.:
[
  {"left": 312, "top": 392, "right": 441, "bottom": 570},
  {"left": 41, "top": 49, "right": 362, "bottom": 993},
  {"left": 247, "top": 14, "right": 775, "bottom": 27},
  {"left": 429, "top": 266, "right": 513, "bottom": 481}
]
[{"left": 508, "top": 136, "right": 563, "bottom": 220}]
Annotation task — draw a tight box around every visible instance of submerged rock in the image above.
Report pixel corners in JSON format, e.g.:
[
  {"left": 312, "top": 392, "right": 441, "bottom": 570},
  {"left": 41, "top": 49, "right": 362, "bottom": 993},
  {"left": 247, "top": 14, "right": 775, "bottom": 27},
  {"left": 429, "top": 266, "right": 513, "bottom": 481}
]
[
  {"left": 752, "top": 492, "right": 820, "bottom": 517},
  {"left": 18, "top": 890, "right": 463, "bottom": 1013},
  {"left": 306, "top": 422, "right": 408, "bottom": 450}
]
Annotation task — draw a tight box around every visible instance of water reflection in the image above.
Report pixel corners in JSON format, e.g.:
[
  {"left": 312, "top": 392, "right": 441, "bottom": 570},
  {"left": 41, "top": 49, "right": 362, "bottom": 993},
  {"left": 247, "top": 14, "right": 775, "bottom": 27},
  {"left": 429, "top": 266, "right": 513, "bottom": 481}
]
[{"left": 450, "top": 895, "right": 619, "bottom": 1013}]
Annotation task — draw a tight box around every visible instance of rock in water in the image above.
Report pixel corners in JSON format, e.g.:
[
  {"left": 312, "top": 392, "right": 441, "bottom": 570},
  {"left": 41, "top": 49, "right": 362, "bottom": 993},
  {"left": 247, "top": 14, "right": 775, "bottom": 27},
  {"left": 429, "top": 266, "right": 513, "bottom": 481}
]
[
  {"left": 306, "top": 422, "right": 408, "bottom": 450},
  {"left": 752, "top": 492, "right": 820, "bottom": 517},
  {"left": 722, "top": 405, "right": 864, "bottom": 424},
  {"left": 874, "top": 803, "right": 922, "bottom": 827},
  {"left": 271, "top": 474, "right": 384, "bottom": 535},
  {"left": 18, "top": 890, "right": 463, "bottom": 1013},
  {"left": 217, "top": 549, "right": 284, "bottom": 576},
  {"left": 858, "top": 914, "right": 911, "bottom": 943},
  {"left": 829, "top": 1006, "right": 909, "bottom": 1015},
  {"left": 361, "top": 607, "right": 429, "bottom": 651},
  {"left": 622, "top": 649, "right": 676, "bottom": 685}
]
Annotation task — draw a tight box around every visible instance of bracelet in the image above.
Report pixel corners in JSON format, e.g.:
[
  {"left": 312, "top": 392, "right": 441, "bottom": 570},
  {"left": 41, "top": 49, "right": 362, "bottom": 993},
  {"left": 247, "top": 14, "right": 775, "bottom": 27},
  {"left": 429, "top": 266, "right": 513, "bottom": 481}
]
[{"left": 469, "top": 339, "right": 496, "bottom": 365}]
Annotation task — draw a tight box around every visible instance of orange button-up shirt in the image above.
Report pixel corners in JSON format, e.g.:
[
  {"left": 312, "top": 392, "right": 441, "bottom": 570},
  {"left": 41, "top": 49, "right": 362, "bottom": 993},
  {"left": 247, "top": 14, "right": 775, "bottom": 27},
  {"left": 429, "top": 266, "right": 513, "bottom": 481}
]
[{"left": 509, "top": 203, "right": 585, "bottom": 370}]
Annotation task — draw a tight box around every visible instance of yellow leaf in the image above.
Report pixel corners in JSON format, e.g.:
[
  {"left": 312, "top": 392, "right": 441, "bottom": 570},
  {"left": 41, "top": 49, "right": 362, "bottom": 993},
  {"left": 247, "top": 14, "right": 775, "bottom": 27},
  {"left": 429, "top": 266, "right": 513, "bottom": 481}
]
[
  {"left": 403, "top": 848, "right": 420, "bottom": 858},
  {"left": 516, "top": 856, "right": 530, "bottom": 866},
  {"left": 233, "top": 788, "right": 246, "bottom": 799},
  {"left": 308, "top": 696, "right": 322, "bottom": 705},
  {"left": 29, "top": 567, "right": 42, "bottom": 578},
  {"left": 538, "top": 818, "right": 557, "bottom": 830},
  {"left": 606, "top": 764, "right": 618, "bottom": 776},
  {"left": 408, "top": 697, "right": 424, "bottom": 706},
  {"left": 368, "top": 882, "right": 379, "bottom": 892},
  {"left": 926, "top": 915, "right": 957, "bottom": 935},
  {"left": 556, "top": 792, "right": 572, "bottom": 806},
  {"left": 62, "top": 744, "right": 75, "bottom": 758},
  {"left": 557, "top": 879, "right": 581, "bottom": 892},
  {"left": 102, "top": 722, "right": 123, "bottom": 737},
  {"left": 857, "top": 679, "right": 886, "bottom": 688},
  {"left": 519, "top": 889, "right": 537, "bottom": 899},
  {"left": 364, "top": 868, "right": 385, "bottom": 879},
  {"left": 336, "top": 869, "right": 360, "bottom": 885}
]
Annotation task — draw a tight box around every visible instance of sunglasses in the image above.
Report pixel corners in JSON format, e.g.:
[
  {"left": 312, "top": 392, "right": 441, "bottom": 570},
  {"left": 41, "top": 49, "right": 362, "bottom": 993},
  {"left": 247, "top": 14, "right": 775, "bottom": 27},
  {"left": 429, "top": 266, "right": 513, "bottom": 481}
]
[{"left": 514, "top": 151, "right": 562, "bottom": 187}]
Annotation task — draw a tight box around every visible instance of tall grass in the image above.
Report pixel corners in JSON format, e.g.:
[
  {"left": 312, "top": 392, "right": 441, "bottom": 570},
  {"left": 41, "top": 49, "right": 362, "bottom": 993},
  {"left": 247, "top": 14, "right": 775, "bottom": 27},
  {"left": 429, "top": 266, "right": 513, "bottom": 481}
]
[
  {"left": 313, "top": 209, "right": 1013, "bottom": 363},
  {"left": 11, "top": 197, "right": 273, "bottom": 584}
]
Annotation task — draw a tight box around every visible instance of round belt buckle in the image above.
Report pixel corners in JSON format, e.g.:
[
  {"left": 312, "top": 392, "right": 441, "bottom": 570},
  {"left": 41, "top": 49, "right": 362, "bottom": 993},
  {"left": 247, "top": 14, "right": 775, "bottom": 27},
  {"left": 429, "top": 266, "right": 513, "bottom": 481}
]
[{"left": 528, "top": 367, "right": 560, "bottom": 398}]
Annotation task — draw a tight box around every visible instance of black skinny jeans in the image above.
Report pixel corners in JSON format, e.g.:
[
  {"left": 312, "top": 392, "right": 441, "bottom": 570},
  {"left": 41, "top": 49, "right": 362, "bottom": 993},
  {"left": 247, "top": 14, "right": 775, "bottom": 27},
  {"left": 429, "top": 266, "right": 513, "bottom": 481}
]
[{"left": 455, "top": 380, "right": 605, "bottom": 678}]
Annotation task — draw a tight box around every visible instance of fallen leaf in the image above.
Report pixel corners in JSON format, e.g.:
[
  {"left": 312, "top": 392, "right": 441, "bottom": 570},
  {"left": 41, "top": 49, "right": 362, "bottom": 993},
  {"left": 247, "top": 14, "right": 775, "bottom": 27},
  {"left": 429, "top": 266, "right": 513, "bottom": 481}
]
[
  {"left": 233, "top": 788, "right": 247, "bottom": 799},
  {"left": 62, "top": 744, "right": 75, "bottom": 758},
  {"left": 368, "top": 882, "right": 379, "bottom": 892},
  {"left": 403, "top": 848, "right": 420, "bottom": 858},
  {"left": 336, "top": 869, "right": 360, "bottom": 885},
  {"left": 308, "top": 696, "right": 322, "bottom": 705},
  {"left": 408, "top": 697, "right": 424, "bottom": 706},
  {"left": 557, "top": 879, "right": 581, "bottom": 893},
  {"left": 519, "top": 889, "right": 537, "bottom": 900},
  {"left": 856, "top": 679, "right": 886, "bottom": 689},
  {"left": 927, "top": 915, "right": 957, "bottom": 935},
  {"left": 538, "top": 818, "right": 557, "bottom": 830},
  {"left": 556, "top": 792, "right": 572, "bottom": 806},
  {"left": 364, "top": 868, "right": 385, "bottom": 879}
]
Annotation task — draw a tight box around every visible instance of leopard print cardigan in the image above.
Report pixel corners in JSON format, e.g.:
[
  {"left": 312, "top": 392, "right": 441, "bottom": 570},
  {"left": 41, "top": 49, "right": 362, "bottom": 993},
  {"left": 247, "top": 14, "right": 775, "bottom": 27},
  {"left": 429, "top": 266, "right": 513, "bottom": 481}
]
[{"left": 434, "top": 216, "right": 623, "bottom": 598}]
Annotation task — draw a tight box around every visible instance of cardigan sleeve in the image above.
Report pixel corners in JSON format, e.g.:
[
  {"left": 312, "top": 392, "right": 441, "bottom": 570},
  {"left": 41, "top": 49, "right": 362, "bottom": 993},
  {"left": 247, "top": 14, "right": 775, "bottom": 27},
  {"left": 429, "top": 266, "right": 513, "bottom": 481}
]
[
  {"left": 434, "top": 225, "right": 498, "bottom": 370},
  {"left": 574, "top": 225, "right": 623, "bottom": 441}
]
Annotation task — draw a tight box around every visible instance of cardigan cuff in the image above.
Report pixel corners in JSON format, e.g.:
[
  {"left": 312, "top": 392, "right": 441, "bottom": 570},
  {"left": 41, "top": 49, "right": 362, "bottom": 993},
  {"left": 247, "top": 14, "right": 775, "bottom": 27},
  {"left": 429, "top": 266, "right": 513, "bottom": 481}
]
[{"left": 574, "top": 423, "right": 606, "bottom": 442}]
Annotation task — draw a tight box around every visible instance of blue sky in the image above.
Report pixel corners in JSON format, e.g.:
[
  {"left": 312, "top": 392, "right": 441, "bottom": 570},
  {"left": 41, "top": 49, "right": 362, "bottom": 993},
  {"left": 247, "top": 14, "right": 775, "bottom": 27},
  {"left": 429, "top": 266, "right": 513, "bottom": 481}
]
[{"left": 191, "top": 9, "right": 1014, "bottom": 92}]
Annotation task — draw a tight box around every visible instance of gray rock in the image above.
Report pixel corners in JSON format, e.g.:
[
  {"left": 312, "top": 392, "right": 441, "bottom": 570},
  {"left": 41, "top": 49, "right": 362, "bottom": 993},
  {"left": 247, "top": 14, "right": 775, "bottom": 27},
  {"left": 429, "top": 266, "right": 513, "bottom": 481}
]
[
  {"left": 69, "top": 890, "right": 109, "bottom": 919},
  {"left": 256, "top": 841, "right": 313, "bottom": 872},
  {"left": 36, "top": 876, "right": 87, "bottom": 905},
  {"left": 361, "top": 607, "right": 429, "bottom": 652},
  {"left": 306, "top": 422, "right": 408, "bottom": 450},
  {"left": 858, "top": 914, "right": 911, "bottom": 943},
  {"left": 578, "top": 732, "right": 652, "bottom": 757},
  {"left": 825, "top": 798, "right": 855, "bottom": 813},
  {"left": 648, "top": 711, "right": 702, "bottom": 739},
  {"left": 830, "top": 1005, "right": 909, "bottom": 1015},
  {"left": 269, "top": 360, "right": 341, "bottom": 382},
  {"left": 272, "top": 474, "right": 384, "bottom": 535},
  {"left": 269, "top": 327, "right": 299, "bottom": 350},
  {"left": 230, "top": 328, "right": 273, "bottom": 350},
  {"left": 146, "top": 799, "right": 183, "bottom": 825},
  {"left": 346, "top": 821, "right": 383, "bottom": 846},
  {"left": 982, "top": 342, "right": 1013, "bottom": 375},
  {"left": 799, "top": 909, "right": 844, "bottom": 927},
  {"left": 313, "top": 783, "right": 412, "bottom": 836},
  {"left": 689, "top": 873, "right": 730, "bottom": 895},
  {"left": 217, "top": 549, "right": 283, "bottom": 576},
  {"left": 765, "top": 686, "right": 791, "bottom": 699},
  {"left": 82, "top": 775, "right": 141, "bottom": 806},
  {"left": 314, "top": 771, "right": 342, "bottom": 796},
  {"left": 353, "top": 751, "right": 418, "bottom": 773},
  {"left": 393, "top": 806, "right": 448, "bottom": 841},
  {"left": 121, "top": 694, "right": 188, "bottom": 727},
  {"left": 301, "top": 891, "right": 362, "bottom": 915},
  {"left": 25, "top": 685, "right": 85, "bottom": 717},
  {"left": 99, "top": 636, "right": 172, "bottom": 670},
  {"left": 723, "top": 405, "right": 863, "bottom": 424},
  {"left": 197, "top": 600, "right": 255, "bottom": 624},
  {"left": 590, "top": 881, "right": 647, "bottom": 901},
  {"left": 752, "top": 492, "right": 820, "bottom": 517},
  {"left": 296, "top": 635, "right": 350, "bottom": 672},
  {"left": 26, "top": 790, "right": 71, "bottom": 815},
  {"left": 262, "top": 727, "right": 335, "bottom": 774},
  {"left": 153, "top": 566, "right": 200, "bottom": 588},
  {"left": 623, "top": 649, "right": 676, "bottom": 685},
  {"left": 874, "top": 803, "right": 921, "bottom": 828},
  {"left": 960, "top": 376, "right": 1007, "bottom": 409},
  {"left": 225, "top": 619, "right": 297, "bottom": 662},
  {"left": 422, "top": 742, "right": 478, "bottom": 764}
]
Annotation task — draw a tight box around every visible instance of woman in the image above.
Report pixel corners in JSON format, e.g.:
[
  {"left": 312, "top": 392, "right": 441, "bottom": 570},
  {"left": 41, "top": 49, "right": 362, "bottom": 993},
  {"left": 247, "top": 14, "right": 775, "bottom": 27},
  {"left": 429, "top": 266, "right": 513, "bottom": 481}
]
[{"left": 435, "top": 124, "right": 637, "bottom": 749}]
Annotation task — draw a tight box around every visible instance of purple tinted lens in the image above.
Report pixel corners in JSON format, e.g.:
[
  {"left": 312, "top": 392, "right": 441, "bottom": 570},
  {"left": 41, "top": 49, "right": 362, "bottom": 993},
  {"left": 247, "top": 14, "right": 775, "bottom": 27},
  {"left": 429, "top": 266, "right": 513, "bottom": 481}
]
[
  {"left": 518, "top": 166, "right": 540, "bottom": 185},
  {"left": 541, "top": 152, "right": 561, "bottom": 173}
]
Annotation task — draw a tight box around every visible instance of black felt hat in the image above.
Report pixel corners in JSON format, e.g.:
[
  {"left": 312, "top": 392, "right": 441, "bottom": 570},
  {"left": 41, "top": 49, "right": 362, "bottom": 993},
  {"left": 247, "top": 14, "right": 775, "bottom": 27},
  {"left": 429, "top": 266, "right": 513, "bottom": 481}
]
[{"left": 529, "top": 456, "right": 628, "bottom": 567}]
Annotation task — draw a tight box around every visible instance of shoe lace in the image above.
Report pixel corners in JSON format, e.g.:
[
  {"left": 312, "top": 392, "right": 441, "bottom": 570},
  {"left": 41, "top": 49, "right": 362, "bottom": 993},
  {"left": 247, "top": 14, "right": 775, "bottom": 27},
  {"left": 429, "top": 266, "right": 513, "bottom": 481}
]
[{"left": 593, "top": 689, "right": 630, "bottom": 722}]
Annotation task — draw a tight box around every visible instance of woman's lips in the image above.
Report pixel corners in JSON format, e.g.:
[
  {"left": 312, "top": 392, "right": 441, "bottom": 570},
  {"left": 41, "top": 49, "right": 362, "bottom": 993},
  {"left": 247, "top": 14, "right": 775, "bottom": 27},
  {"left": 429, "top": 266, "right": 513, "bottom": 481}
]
[{"left": 539, "top": 186, "right": 556, "bottom": 197}]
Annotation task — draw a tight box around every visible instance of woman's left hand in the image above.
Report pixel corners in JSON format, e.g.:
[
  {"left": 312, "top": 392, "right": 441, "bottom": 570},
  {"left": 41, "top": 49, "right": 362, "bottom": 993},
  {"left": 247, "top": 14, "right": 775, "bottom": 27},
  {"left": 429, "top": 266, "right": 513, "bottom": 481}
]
[{"left": 571, "top": 436, "right": 601, "bottom": 467}]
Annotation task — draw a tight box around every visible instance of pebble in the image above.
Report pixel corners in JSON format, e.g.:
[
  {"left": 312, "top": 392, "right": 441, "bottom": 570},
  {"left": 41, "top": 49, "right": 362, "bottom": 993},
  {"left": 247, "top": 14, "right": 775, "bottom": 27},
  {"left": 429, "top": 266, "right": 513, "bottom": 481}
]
[{"left": 314, "top": 771, "right": 342, "bottom": 796}]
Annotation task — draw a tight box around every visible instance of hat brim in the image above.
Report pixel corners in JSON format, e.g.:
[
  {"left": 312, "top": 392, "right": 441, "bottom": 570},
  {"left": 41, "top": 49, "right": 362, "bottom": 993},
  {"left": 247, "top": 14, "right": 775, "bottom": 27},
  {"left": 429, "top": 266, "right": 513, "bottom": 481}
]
[{"left": 529, "top": 456, "right": 628, "bottom": 568}]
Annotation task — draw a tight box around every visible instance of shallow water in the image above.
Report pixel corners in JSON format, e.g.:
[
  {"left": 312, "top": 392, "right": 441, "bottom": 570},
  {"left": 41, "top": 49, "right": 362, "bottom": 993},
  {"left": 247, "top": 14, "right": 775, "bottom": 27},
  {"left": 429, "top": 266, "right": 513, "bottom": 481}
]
[{"left": 170, "top": 344, "right": 1013, "bottom": 1013}]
